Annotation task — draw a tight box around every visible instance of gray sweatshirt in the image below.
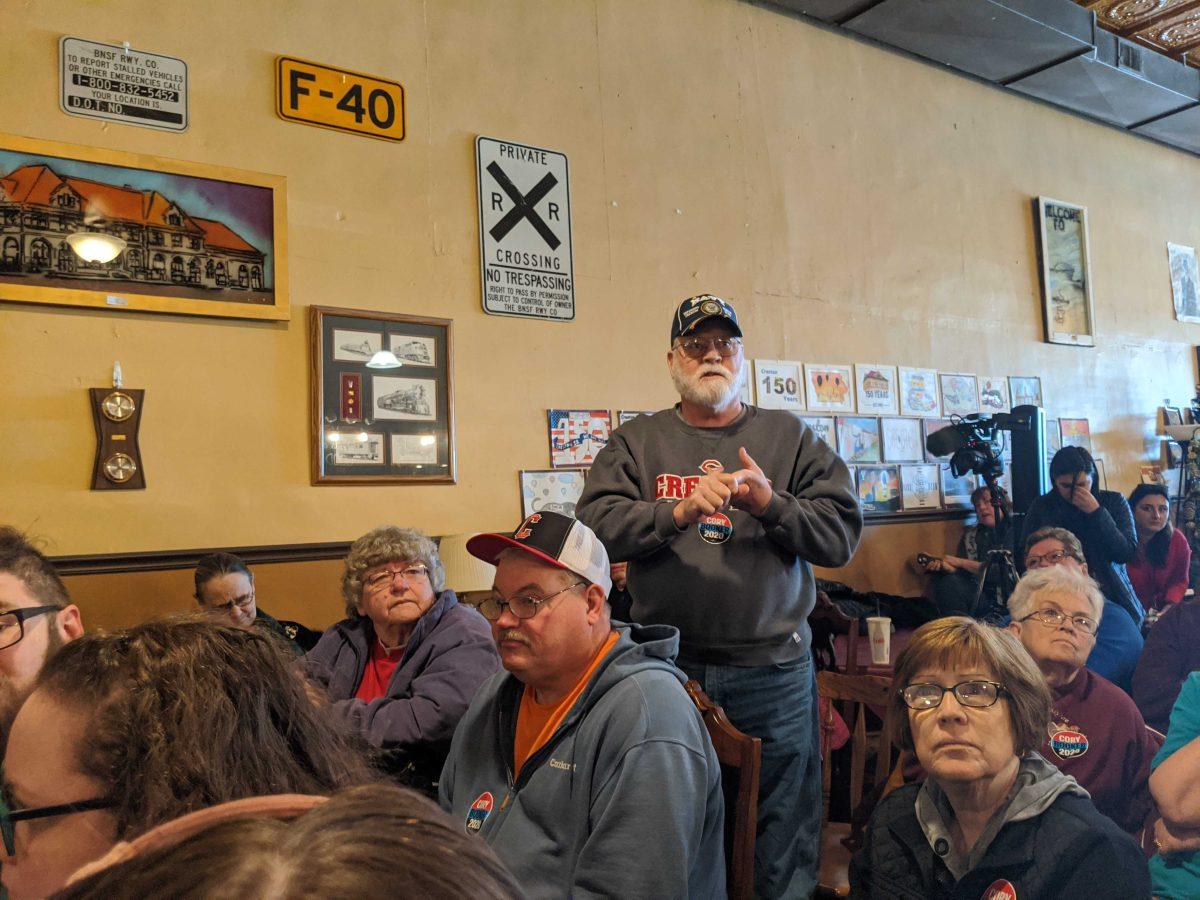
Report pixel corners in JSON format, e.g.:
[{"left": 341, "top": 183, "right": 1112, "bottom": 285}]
[{"left": 577, "top": 406, "right": 861, "bottom": 665}]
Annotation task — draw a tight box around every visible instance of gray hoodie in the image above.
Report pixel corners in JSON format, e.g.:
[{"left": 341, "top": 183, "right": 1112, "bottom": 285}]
[{"left": 439, "top": 621, "right": 726, "bottom": 899}]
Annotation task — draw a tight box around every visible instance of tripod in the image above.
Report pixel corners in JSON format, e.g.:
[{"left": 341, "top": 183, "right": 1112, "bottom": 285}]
[{"left": 969, "top": 472, "right": 1020, "bottom": 623}]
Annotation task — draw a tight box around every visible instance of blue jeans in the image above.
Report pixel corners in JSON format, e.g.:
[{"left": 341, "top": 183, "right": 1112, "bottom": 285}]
[{"left": 679, "top": 653, "right": 820, "bottom": 900}]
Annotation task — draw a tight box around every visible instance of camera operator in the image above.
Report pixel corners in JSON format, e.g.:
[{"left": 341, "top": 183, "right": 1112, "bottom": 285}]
[{"left": 917, "top": 484, "right": 1015, "bottom": 618}]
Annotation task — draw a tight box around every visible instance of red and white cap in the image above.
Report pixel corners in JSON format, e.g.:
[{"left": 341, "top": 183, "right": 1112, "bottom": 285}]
[{"left": 467, "top": 511, "right": 612, "bottom": 597}]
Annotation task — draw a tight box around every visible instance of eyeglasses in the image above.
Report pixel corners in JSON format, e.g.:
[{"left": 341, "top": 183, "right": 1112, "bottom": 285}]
[
  {"left": 674, "top": 336, "right": 742, "bottom": 359},
  {"left": 0, "top": 787, "right": 117, "bottom": 856},
  {"left": 0, "top": 606, "right": 60, "bottom": 652},
  {"left": 478, "top": 581, "right": 585, "bottom": 621},
  {"left": 206, "top": 593, "right": 255, "bottom": 614},
  {"left": 1023, "top": 549, "right": 1073, "bottom": 569},
  {"left": 364, "top": 565, "right": 429, "bottom": 593},
  {"left": 1018, "top": 608, "right": 1098, "bottom": 636},
  {"left": 900, "top": 680, "right": 1009, "bottom": 710}
]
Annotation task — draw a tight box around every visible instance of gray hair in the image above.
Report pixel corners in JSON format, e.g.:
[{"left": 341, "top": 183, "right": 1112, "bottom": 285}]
[
  {"left": 1023, "top": 526, "right": 1084, "bottom": 563},
  {"left": 341, "top": 526, "right": 445, "bottom": 617},
  {"left": 1007, "top": 565, "right": 1105, "bottom": 625}
]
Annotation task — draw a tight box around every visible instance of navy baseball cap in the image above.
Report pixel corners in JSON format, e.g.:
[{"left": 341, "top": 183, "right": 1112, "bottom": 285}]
[
  {"left": 670, "top": 294, "right": 742, "bottom": 344},
  {"left": 467, "top": 511, "right": 612, "bottom": 597}
]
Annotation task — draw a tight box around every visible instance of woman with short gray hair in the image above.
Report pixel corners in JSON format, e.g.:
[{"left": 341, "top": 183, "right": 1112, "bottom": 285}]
[{"left": 306, "top": 526, "right": 499, "bottom": 792}]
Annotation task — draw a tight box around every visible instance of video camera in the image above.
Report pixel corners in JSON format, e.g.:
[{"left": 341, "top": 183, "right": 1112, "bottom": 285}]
[{"left": 924, "top": 410, "right": 1034, "bottom": 480}]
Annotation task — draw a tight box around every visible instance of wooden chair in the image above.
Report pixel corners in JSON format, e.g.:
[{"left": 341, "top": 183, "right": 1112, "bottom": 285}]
[
  {"left": 685, "top": 679, "right": 761, "bottom": 900},
  {"left": 808, "top": 590, "right": 863, "bottom": 674},
  {"left": 815, "top": 670, "right": 897, "bottom": 898}
]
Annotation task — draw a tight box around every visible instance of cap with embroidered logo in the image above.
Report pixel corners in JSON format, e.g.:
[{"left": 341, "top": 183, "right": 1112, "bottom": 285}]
[
  {"left": 670, "top": 294, "right": 742, "bottom": 344},
  {"left": 467, "top": 511, "right": 612, "bottom": 597}
]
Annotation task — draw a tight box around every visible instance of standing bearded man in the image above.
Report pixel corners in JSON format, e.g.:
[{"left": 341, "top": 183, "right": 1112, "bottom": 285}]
[{"left": 577, "top": 294, "right": 862, "bottom": 898}]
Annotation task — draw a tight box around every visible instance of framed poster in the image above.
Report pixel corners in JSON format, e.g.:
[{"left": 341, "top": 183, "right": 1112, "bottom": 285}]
[
  {"left": 1168, "top": 243, "right": 1200, "bottom": 323},
  {"left": 857, "top": 465, "right": 901, "bottom": 514},
  {"left": 939, "top": 373, "right": 979, "bottom": 417},
  {"left": 1036, "top": 196, "right": 1096, "bottom": 346},
  {"left": 881, "top": 417, "right": 923, "bottom": 462},
  {"left": 940, "top": 464, "right": 977, "bottom": 508},
  {"left": 1059, "top": 418, "right": 1092, "bottom": 453},
  {"left": 1009, "top": 376, "right": 1043, "bottom": 408},
  {"left": 854, "top": 364, "right": 898, "bottom": 415},
  {"left": 978, "top": 376, "right": 1010, "bottom": 413},
  {"left": 804, "top": 363, "right": 854, "bottom": 413},
  {"left": 898, "top": 366, "right": 940, "bottom": 417},
  {"left": 310, "top": 306, "right": 454, "bottom": 484},
  {"left": 923, "top": 418, "right": 952, "bottom": 463},
  {"left": 836, "top": 416, "right": 881, "bottom": 463},
  {"left": 1046, "top": 418, "right": 1063, "bottom": 458},
  {"left": 548, "top": 409, "right": 612, "bottom": 468},
  {"left": 800, "top": 415, "right": 836, "bottom": 448},
  {"left": 901, "top": 464, "right": 941, "bottom": 510},
  {"left": 0, "top": 131, "right": 287, "bottom": 321},
  {"left": 753, "top": 359, "right": 805, "bottom": 411},
  {"left": 520, "top": 469, "right": 588, "bottom": 518},
  {"left": 616, "top": 410, "right": 654, "bottom": 426}
]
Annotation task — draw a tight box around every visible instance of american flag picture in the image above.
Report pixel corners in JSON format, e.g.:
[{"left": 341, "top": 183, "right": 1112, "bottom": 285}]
[{"left": 547, "top": 409, "right": 612, "bottom": 468}]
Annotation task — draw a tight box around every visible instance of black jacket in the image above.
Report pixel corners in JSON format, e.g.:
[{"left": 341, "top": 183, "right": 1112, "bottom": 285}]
[
  {"left": 1133, "top": 598, "right": 1200, "bottom": 732},
  {"left": 850, "top": 783, "right": 1149, "bottom": 899},
  {"left": 1019, "top": 488, "right": 1141, "bottom": 622}
]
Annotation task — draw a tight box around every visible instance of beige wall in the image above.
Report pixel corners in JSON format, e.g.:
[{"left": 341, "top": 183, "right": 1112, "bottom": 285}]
[{"left": 3, "top": 1, "right": 1197, "bottom": 613}]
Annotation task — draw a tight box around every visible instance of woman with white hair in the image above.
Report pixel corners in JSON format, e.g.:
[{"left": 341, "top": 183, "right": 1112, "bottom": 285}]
[
  {"left": 1006, "top": 565, "right": 1161, "bottom": 835},
  {"left": 305, "top": 526, "right": 500, "bottom": 791}
]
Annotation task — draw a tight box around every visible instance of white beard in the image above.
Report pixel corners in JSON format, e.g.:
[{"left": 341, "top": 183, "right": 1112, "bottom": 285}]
[{"left": 670, "top": 357, "right": 744, "bottom": 410}]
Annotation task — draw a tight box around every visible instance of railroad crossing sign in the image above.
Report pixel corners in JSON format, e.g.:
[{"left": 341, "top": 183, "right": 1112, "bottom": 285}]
[{"left": 476, "top": 136, "right": 574, "bottom": 321}]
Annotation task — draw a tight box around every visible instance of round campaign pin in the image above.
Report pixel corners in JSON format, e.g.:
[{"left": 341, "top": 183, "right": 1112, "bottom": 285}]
[
  {"left": 465, "top": 791, "right": 494, "bottom": 833},
  {"left": 701, "top": 299, "right": 720, "bottom": 315},
  {"left": 980, "top": 878, "right": 1017, "bottom": 900},
  {"left": 1049, "top": 729, "right": 1089, "bottom": 759},
  {"left": 698, "top": 512, "right": 733, "bottom": 544}
]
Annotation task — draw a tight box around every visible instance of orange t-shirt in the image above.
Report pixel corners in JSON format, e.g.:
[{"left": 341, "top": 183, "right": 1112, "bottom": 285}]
[{"left": 513, "top": 631, "right": 619, "bottom": 775}]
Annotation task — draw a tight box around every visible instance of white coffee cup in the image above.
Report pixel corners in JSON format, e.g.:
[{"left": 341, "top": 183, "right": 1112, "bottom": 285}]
[{"left": 866, "top": 616, "right": 892, "bottom": 666}]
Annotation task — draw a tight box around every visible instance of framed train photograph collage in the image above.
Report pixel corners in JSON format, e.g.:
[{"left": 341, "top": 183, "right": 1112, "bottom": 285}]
[{"left": 309, "top": 306, "right": 455, "bottom": 484}]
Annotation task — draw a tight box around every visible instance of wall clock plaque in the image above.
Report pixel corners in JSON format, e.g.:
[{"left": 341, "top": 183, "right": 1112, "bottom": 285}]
[{"left": 89, "top": 365, "right": 145, "bottom": 490}]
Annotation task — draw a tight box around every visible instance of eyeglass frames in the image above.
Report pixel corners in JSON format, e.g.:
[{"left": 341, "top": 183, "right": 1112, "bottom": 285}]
[
  {"left": 673, "top": 336, "right": 742, "bottom": 359},
  {"left": 0, "top": 788, "right": 117, "bottom": 856},
  {"left": 363, "top": 565, "right": 429, "bottom": 593},
  {"left": 477, "top": 581, "right": 586, "bottom": 621},
  {"left": 1018, "top": 608, "right": 1098, "bottom": 636},
  {"left": 1023, "top": 549, "right": 1074, "bottom": 569},
  {"left": 0, "top": 606, "right": 60, "bottom": 652},
  {"left": 900, "top": 680, "right": 1010, "bottom": 710}
]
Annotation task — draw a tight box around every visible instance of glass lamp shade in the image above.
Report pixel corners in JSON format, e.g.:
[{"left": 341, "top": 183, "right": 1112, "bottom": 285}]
[
  {"left": 438, "top": 534, "right": 497, "bottom": 594},
  {"left": 365, "top": 350, "right": 402, "bottom": 369},
  {"left": 66, "top": 232, "right": 127, "bottom": 263}
]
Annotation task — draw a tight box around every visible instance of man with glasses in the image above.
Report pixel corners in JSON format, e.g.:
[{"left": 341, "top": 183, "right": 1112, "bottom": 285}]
[
  {"left": 577, "top": 294, "right": 860, "bottom": 898},
  {"left": 440, "top": 511, "right": 725, "bottom": 898},
  {"left": 1020, "top": 526, "right": 1144, "bottom": 692},
  {"left": 1006, "top": 562, "right": 1161, "bottom": 835},
  {"left": 0, "top": 527, "right": 82, "bottom": 758}
]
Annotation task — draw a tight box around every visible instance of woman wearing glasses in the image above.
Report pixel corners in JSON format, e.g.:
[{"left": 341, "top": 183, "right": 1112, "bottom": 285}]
[
  {"left": 304, "top": 526, "right": 499, "bottom": 792},
  {"left": 193, "top": 552, "right": 320, "bottom": 652},
  {"left": 850, "top": 617, "right": 1148, "bottom": 898}
]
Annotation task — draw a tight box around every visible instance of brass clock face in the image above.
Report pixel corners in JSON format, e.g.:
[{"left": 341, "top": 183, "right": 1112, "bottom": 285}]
[
  {"left": 103, "top": 452, "right": 138, "bottom": 483},
  {"left": 101, "top": 391, "right": 136, "bottom": 422}
]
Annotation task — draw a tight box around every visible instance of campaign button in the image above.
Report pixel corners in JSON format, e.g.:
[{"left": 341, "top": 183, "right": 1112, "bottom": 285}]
[
  {"left": 466, "top": 791, "right": 494, "bottom": 833},
  {"left": 698, "top": 512, "right": 733, "bottom": 544},
  {"left": 981, "top": 879, "right": 1017, "bottom": 900},
  {"left": 1049, "top": 729, "right": 1088, "bottom": 760}
]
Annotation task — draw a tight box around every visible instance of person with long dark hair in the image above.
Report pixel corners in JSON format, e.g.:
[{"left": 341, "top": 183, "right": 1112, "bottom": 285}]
[
  {"left": 1127, "top": 483, "right": 1191, "bottom": 614},
  {"left": 1018, "top": 446, "right": 1141, "bottom": 624}
]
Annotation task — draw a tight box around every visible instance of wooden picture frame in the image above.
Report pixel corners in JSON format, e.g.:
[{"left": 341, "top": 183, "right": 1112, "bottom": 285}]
[
  {"left": 0, "top": 131, "right": 287, "bottom": 321},
  {"left": 309, "top": 306, "right": 455, "bottom": 484},
  {"left": 1035, "top": 196, "right": 1096, "bottom": 347}
]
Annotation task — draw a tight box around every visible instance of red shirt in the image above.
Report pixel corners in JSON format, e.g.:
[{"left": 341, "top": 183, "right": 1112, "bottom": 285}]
[
  {"left": 353, "top": 638, "right": 406, "bottom": 702},
  {"left": 1127, "top": 528, "right": 1191, "bottom": 611}
]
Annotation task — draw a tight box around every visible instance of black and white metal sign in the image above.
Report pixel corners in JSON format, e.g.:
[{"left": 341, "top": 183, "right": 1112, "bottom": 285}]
[
  {"left": 476, "top": 136, "right": 574, "bottom": 321},
  {"left": 60, "top": 37, "right": 188, "bottom": 132}
]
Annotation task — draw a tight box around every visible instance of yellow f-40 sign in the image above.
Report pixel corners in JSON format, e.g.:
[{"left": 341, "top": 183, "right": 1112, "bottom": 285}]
[{"left": 276, "top": 57, "right": 404, "bottom": 142}]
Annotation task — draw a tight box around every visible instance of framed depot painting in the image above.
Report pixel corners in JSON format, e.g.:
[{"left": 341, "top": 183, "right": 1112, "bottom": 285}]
[
  {"left": 1035, "top": 197, "right": 1095, "bottom": 346},
  {"left": 804, "top": 363, "right": 854, "bottom": 413},
  {"left": 880, "top": 416, "right": 923, "bottom": 463},
  {"left": 854, "top": 364, "right": 898, "bottom": 415},
  {"left": 0, "top": 131, "right": 287, "bottom": 321},
  {"left": 836, "top": 416, "right": 881, "bottom": 464},
  {"left": 309, "top": 306, "right": 455, "bottom": 484},
  {"left": 898, "top": 366, "right": 940, "bottom": 417},
  {"left": 939, "top": 373, "right": 979, "bottom": 418},
  {"left": 1009, "top": 375, "right": 1043, "bottom": 408}
]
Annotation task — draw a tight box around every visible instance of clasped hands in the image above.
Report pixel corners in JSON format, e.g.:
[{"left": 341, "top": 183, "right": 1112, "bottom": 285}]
[{"left": 672, "top": 447, "right": 773, "bottom": 528}]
